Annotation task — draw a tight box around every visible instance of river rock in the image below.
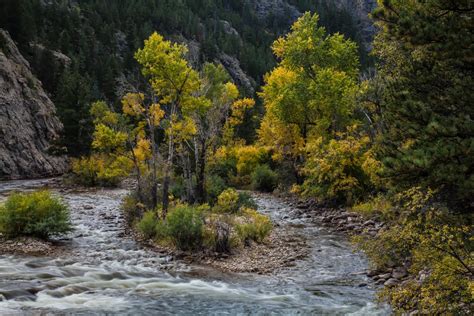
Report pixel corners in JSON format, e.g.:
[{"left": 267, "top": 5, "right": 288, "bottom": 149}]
[
  {"left": 375, "top": 272, "right": 391, "bottom": 280},
  {"left": 363, "top": 220, "right": 376, "bottom": 227},
  {"left": 392, "top": 268, "right": 408, "bottom": 279},
  {"left": 0, "top": 29, "right": 68, "bottom": 179},
  {"left": 384, "top": 278, "right": 399, "bottom": 287}
]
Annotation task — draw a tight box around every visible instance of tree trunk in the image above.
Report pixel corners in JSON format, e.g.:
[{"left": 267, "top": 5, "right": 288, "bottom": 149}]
[
  {"left": 150, "top": 129, "right": 158, "bottom": 211},
  {"left": 162, "top": 134, "right": 174, "bottom": 218},
  {"left": 195, "top": 139, "right": 207, "bottom": 203},
  {"left": 185, "top": 153, "right": 194, "bottom": 202},
  {"left": 180, "top": 151, "right": 194, "bottom": 203}
]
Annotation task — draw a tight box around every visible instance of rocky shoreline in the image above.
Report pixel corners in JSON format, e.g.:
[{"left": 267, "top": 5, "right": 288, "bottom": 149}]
[
  {"left": 137, "top": 225, "right": 309, "bottom": 275},
  {"left": 276, "top": 193, "right": 410, "bottom": 289},
  {"left": 0, "top": 235, "right": 66, "bottom": 257}
]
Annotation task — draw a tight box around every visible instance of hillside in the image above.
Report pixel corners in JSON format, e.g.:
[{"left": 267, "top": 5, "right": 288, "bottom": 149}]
[{"left": 0, "top": 0, "right": 375, "bottom": 156}]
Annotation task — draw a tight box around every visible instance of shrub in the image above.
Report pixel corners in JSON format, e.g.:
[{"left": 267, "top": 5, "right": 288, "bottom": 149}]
[
  {"left": 170, "top": 177, "right": 186, "bottom": 200},
  {"left": 236, "top": 208, "right": 272, "bottom": 245},
  {"left": 301, "top": 127, "right": 381, "bottom": 205},
  {"left": 353, "top": 188, "right": 473, "bottom": 314},
  {"left": 236, "top": 146, "right": 270, "bottom": 177},
  {"left": 136, "top": 211, "right": 158, "bottom": 239},
  {"left": 208, "top": 147, "right": 238, "bottom": 181},
  {"left": 351, "top": 195, "right": 393, "bottom": 220},
  {"left": 0, "top": 190, "right": 72, "bottom": 239},
  {"left": 214, "top": 188, "right": 239, "bottom": 213},
  {"left": 122, "top": 194, "right": 146, "bottom": 226},
  {"left": 237, "top": 192, "right": 258, "bottom": 209},
  {"left": 202, "top": 226, "right": 217, "bottom": 250},
  {"left": 166, "top": 205, "right": 203, "bottom": 250},
  {"left": 203, "top": 218, "right": 232, "bottom": 253},
  {"left": 251, "top": 164, "right": 278, "bottom": 192},
  {"left": 206, "top": 175, "right": 226, "bottom": 204},
  {"left": 71, "top": 154, "right": 131, "bottom": 187},
  {"left": 154, "top": 219, "right": 169, "bottom": 241}
]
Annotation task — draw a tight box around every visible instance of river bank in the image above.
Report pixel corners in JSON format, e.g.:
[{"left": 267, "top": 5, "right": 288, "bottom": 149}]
[{"left": 276, "top": 193, "right": 411, "bottom": 289}]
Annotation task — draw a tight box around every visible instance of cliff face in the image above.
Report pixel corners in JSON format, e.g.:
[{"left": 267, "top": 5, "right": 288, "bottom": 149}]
[
  {"left": 336, "top": 0, "right": 377, "bottom": 49},
  {"left": 253, "top": 0, "right": 377, "bottom": 50},
  {"left": 0, "top": 29, "right": 68, "bottom": 179}
]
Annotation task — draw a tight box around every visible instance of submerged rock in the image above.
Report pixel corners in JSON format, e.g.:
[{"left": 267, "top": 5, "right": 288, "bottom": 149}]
[{"left": 0, "top": 29, "right": 68, "bottom": 179}]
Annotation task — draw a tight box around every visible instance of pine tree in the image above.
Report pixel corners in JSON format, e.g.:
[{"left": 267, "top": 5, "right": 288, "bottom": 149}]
[{"left": 373, "top": 0, "right": 474, "bottom": 206}]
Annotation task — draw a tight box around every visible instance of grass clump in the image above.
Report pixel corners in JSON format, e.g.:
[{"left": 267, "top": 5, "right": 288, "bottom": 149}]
[{"left": 0, "top": 190, "right": 72, "bottom": 239}]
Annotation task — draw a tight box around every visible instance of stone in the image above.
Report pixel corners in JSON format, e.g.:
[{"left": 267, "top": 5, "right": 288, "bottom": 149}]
[
  {"left": 392, "top": 268, "right": 408, "bottom": 279},
  {"left": 376, "top": 273, "right": 392, "bottom": 280},
  {"left": 0, "top": 29, "right": 68, "bottom": 179},
  {"left": 384, "top": 278, "right": 399, "bottom": 287},
  {"left": 363, "top": 220, "right": 376, "bottom": 227}
]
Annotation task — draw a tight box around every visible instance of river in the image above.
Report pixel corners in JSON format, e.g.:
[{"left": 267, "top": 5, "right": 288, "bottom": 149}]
[{"left": 0, "top": 179, "right": 389, "bottom": 315}]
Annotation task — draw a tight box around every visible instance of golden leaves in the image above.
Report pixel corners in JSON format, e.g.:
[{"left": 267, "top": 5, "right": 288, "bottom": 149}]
[{"left": 122, "top": 93, "right": 145, "bottom": 117}]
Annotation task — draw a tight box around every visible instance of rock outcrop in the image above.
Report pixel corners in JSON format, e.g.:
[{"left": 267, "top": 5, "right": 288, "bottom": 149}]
[
  {"left": 218, "top": 54, "right": 256, "bottom": 94},
  {"left": 253, "top": 0, "right": 377, "bottom": 52},
  {"left": 336, "top": 0, "right": 378, "bottom": 50},
  {"left": 253, "top": 0, "right": 301, "bottom": 22},
  {"left": 0, "top": 29, "right": 68, "bottom": 179}
]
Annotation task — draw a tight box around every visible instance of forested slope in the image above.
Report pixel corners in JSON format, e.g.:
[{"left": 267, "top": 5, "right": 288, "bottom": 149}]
[{"left": 0, "top": 0, "right": 373, "bottom": 155}]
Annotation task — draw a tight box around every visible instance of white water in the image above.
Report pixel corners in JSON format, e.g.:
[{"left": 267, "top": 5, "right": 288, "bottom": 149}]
[{"left": 0, "top": 179, "right": 390, "bottom": 315}]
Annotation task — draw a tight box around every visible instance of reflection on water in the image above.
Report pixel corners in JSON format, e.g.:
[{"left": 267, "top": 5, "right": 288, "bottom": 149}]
[{"left": 0, "top": 179, "right": 389, "bottom": 315}]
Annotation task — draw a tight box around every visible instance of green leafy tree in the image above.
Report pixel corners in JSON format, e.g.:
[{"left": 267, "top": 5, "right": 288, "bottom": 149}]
[
  {"left": 134, "top": 32, "right": 200, "bottom": 215},
  {"left": 259, "top": 12, "right": 362, "bottom": 184},
  {"left": 260, "top": 13, "right": 360, "bottom": 142}
]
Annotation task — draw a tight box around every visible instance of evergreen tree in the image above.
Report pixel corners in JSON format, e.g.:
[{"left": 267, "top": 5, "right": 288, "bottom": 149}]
[{"left": 373, "top": 0, "right": 474, "bottom": 206}]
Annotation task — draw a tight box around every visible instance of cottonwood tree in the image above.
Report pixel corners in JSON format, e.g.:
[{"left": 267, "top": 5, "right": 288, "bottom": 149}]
[
  {"left": 89, "top": 100, "right": 151, "bottom": 205},
  {"left": 260, "top": 12, "right": 359, "bottom": 143},
  {"left": 258, "top": 12, "right": 361, "bottom": 181},
  {"left": 191, "top": 63, "right": 240, "bottom": 203},
  {"left": 134, "top": 32, "right": 200, "bottom": 215}
]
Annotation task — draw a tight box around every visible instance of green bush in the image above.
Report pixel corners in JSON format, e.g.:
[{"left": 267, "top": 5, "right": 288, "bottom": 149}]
[
  {"left": 154, "top": 219, "right": 169, "bottom": 241},
  {"left": 71, "top": 155, "right": 131, "bottom": 187},
  {"left": 251, "top": 164, "right": 278, "bottom": 192},
  {"left": 236, "top": 208, "right": 272, "bottom": 245},
  {"left": 237, "top": 192, "right": 258, "bottom": 209},
  {"left": 352, "top": 188, "right": 474, "bottom": 314},
  {"left": 214, "top": 188, "right": 240, "bottom": 213},
  {"left": 206, "top": 175, "right": 227, "bottom": 204},
  {"left": 122, "top": 194, "right": 146, "bottom": 226},
  {"left": 166, "top": 205, "right": 203, "bottom": 250},
  {"left": 0, "top": 190, "right": 72, "bottom": 239},
  {"left": 136, "top": 211, "right": 158, "bottom": 239},
  {"left": 170, "top": 177, "right": 186, "bottom": 200},
  {"left": 208, "top": 148, "right": 237, "bottom": 181}
]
